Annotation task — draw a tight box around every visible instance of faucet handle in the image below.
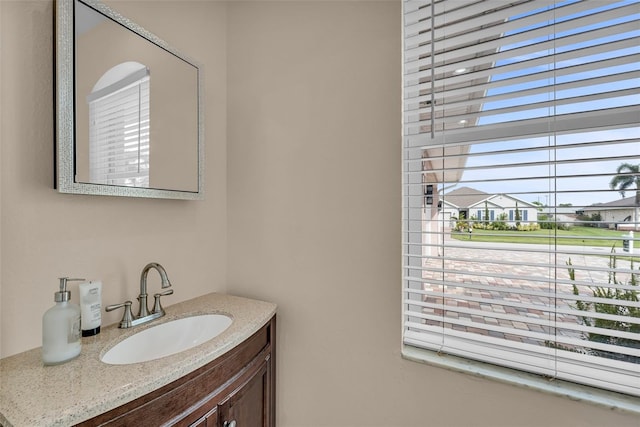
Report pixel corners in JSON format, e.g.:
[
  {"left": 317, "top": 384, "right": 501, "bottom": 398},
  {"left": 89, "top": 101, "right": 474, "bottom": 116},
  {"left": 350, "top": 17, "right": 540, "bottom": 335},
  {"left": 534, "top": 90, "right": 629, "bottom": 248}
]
[
  {"left": 106, "top": 301, "right": 134, "bottom": 329},
  {"left": 152, "top": 289, "right": 173, "bottom": 315}
]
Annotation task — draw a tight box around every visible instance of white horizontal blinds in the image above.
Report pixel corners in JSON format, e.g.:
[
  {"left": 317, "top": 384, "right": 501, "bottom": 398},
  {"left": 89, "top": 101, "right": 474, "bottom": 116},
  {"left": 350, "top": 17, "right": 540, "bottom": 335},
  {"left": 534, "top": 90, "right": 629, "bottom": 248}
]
[
  {"left": 402, "top": 0, "right": 640, "bottom": 396},
  {"left": 89, "top": 74, "right": 150, "bottom": 187}
]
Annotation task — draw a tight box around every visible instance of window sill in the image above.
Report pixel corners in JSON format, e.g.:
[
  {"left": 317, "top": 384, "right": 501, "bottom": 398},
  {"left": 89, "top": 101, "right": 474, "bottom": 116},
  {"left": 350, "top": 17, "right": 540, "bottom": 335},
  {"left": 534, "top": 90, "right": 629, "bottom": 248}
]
[{"left": 402, "top": 345, "right": 640, "bottom": 415}]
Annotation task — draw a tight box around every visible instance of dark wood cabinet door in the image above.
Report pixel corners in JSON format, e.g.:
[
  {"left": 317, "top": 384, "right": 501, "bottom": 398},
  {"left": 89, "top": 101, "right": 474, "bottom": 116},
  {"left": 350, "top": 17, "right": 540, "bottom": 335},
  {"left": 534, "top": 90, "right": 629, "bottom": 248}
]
[
  {"left": 218, "top": 355, "right": 272, "bottom": 427},
  {"left": 191, "top": 407, "right": 219, "bottom": 427}
]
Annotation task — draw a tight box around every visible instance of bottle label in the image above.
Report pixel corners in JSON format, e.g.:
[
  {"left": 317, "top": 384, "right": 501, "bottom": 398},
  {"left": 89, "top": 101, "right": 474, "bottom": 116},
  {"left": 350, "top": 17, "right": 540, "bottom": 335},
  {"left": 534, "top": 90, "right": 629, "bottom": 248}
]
[
  {"left": 69, "top": 314, "right": 81, "bottom": 343},
  {"left": 89, "top": 302, "right": 101, "bottom": 322}
]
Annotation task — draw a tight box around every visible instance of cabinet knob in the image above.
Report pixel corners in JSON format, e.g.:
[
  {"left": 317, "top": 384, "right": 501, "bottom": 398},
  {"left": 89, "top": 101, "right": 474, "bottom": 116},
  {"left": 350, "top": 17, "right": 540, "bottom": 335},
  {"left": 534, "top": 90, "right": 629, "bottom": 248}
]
[{"left": 223, "top": 420, "right": 237, "bottom": 427}]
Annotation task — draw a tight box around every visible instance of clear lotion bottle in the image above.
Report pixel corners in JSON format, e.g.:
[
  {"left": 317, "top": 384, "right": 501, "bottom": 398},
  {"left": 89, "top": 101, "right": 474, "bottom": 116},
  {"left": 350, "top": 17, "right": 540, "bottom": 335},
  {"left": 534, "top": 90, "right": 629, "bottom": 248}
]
[{"left": 42, "top": 278, "right": 84, "bottom": 365}]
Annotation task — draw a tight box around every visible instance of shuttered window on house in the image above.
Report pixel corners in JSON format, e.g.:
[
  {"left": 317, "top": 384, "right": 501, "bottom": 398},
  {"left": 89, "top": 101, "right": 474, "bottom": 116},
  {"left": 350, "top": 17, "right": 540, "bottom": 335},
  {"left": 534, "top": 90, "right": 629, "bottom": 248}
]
[{"left": 402, "top": 0, "right": 639, "bottom": 396}]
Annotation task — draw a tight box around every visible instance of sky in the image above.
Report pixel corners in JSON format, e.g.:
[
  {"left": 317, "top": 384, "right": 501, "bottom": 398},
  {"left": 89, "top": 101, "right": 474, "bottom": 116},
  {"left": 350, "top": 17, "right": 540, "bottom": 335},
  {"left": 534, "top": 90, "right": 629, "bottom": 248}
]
[{"left": 451, "top": 0, "right": 640, "bottom": 208}]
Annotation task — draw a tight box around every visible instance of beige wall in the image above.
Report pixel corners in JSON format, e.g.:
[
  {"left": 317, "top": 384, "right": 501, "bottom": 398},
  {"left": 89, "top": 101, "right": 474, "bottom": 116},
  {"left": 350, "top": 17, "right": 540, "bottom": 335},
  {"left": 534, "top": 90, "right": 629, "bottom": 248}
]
[
  {"left": 0, "top": 0, "right": 227, "bottom": 356},
  {"left": 226, "top": 2, "right": 639, "bottom": 426},
  {"left": 0, "top": 1, "right": 637, "bottom": 426}
]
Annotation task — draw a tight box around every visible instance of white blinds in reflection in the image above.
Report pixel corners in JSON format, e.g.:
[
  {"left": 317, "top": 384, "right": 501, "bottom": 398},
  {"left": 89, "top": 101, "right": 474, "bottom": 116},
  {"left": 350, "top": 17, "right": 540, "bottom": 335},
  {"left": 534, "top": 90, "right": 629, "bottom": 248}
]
[{"left": 89, "top": 76, "right": 150, "bottom": 187}]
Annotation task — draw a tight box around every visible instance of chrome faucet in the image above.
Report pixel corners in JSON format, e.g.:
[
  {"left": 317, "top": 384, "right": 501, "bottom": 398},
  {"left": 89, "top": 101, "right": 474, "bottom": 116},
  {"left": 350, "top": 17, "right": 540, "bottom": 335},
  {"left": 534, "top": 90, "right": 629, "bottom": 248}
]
[
  {"left": 138, "top": 262, "right": 172, "bottom": 318},
  {"left": 106, "top": 262, "right": 174, "bottom": 328}
]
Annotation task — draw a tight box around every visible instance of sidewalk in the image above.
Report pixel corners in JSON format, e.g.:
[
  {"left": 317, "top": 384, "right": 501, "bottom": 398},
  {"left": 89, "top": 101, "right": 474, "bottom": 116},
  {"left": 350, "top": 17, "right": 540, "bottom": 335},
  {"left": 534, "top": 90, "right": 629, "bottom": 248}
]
[{"left": 419, "top": 237, "right": 637, "bottom": 347}]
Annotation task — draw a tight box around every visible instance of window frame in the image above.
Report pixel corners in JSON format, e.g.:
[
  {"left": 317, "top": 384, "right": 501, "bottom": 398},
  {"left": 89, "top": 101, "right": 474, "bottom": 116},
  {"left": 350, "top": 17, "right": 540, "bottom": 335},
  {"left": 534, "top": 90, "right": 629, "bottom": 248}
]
[{"left": 401, "top": 0, "right": 640, "bottom": 410}]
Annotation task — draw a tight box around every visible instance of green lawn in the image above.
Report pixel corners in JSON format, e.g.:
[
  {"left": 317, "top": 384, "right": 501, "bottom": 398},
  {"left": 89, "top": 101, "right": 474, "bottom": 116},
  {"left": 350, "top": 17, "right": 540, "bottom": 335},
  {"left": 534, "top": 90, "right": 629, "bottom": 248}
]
[{"left": 450, "top": 226, "right": 632, "bottom": 248}]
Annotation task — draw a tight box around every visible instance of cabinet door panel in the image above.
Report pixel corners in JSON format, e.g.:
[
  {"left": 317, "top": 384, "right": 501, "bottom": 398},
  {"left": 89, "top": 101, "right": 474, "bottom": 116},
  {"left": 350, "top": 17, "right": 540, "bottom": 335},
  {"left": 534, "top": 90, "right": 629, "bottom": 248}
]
[
  {"left": 219, "top": 358, "right": 270, "bottom": 427},
  {"left": 191, "top": 407, "right": 219, "bottom": 427}
]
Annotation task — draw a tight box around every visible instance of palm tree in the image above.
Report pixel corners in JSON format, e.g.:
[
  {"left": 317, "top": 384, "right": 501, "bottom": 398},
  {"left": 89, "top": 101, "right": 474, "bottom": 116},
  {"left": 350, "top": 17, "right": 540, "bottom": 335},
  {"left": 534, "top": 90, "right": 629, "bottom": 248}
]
[{"left": 609, "top": 163, "right": 640, "bottom": 226}]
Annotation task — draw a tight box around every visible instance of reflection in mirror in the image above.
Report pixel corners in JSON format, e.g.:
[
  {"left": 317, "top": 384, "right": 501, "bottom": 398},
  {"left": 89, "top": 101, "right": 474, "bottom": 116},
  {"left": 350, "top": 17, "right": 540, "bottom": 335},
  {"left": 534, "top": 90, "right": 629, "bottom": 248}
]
[
  {"left": 87, "top": 61, "right": 151, "bottom": 187},
  {"left": 55, "top": 0, "right": 203, "bottom": 199}
]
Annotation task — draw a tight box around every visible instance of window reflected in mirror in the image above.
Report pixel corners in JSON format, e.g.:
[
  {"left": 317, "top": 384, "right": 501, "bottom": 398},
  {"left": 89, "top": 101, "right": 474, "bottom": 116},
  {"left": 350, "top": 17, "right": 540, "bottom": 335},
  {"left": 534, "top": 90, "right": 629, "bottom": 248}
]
[{"left": 88, "top": 62, "right": 151, "bottom": 187}]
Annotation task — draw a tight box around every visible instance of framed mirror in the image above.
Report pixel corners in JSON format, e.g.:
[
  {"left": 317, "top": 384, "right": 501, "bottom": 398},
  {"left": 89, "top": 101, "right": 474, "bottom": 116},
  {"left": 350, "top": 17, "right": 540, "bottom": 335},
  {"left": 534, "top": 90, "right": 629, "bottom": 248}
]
[{"left": 55, "top": 0, "right": 204, "bottom": 199}]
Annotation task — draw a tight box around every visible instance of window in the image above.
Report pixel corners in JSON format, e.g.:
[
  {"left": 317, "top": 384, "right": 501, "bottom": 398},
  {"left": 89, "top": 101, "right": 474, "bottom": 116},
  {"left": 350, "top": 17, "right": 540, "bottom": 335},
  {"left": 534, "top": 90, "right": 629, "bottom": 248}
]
[
  {"left": 402, "top": 0, "right": 639, "bottom": 397},
  {"left": 477, "top": 209, "right": 495, "bottom": 221},
  {"left": 88, "top": 62, "right": 150, "bottom": 187},
  {"left": 506, "top": 208, "right": 528, "bottom": 223}
]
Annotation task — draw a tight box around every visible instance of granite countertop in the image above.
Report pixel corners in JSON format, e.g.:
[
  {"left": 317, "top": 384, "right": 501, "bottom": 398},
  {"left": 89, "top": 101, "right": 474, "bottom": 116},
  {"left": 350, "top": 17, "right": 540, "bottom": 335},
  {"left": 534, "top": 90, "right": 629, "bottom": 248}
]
[{"left": 0, "top": 293, "right": 277, "bottom": 427}]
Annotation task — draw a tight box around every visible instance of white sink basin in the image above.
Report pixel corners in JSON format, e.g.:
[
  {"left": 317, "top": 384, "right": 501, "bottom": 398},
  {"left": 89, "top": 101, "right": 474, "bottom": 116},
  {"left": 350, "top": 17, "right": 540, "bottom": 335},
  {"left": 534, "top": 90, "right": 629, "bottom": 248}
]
[{"left": 101, "top": 314, "right": 233, "bottom": 365}]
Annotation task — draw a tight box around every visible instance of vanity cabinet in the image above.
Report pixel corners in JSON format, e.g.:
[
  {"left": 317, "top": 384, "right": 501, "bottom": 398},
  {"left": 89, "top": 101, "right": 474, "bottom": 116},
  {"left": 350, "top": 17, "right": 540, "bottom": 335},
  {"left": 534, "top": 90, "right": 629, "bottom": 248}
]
[
  {"left": 77, "top": 316, "right": 275, "bottom": 427},
  {"left": 193, "top": 355, "right": 271, "bottom": 427}
]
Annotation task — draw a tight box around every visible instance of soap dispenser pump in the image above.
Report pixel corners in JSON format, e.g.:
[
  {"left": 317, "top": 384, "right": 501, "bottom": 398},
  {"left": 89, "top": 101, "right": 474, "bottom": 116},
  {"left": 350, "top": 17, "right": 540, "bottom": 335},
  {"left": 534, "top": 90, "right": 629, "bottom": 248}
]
[{"left": 42, "top": 277, "right": 84, "bottom": 365}]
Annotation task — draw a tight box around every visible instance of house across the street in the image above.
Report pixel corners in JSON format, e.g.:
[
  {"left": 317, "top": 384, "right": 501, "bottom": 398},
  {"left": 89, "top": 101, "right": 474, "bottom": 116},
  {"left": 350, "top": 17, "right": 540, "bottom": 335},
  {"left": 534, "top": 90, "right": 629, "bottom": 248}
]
[
  {"left": 439, "top": 186, "right": 539, "bottom": 227},
  {"left": 579, "top": 196, "right": 640, "bottom": 230}
]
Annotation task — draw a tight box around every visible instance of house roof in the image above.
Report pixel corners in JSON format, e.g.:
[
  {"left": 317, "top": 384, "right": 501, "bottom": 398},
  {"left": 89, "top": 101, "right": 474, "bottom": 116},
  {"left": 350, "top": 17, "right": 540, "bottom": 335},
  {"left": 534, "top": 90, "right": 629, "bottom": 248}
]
[
  {"left": 443, "top": 187, "right": 490, "bottom": 208},
  {"left": 582, "top": 196, "right": 638, "bottom": 210},
  {"left": 443, "top": 186, "right": 537, "bottom": 209}
]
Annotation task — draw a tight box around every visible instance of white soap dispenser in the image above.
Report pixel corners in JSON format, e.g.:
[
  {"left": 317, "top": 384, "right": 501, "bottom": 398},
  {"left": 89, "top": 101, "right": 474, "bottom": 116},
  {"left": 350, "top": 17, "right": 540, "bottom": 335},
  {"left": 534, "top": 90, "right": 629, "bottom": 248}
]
[{"left": 42, "top": 277, "right": 84, "bottom": 365}]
